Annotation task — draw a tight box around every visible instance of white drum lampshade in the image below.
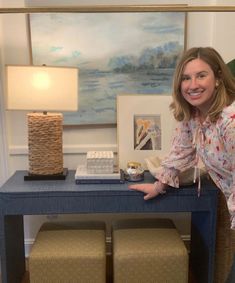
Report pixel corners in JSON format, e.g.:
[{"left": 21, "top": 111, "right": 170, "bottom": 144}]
[{"left": 6, "top": 65, "right": 79, "bottom": 180}]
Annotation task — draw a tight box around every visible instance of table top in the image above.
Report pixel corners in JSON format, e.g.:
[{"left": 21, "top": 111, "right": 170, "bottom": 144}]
[{"left": 0, "top": 170, "right": 218, "bottom": 195}]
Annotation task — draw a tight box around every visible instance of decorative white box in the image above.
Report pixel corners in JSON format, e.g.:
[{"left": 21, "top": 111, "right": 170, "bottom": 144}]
[{"left": 86, "top": 151, "right": 114, "bottom": 174}]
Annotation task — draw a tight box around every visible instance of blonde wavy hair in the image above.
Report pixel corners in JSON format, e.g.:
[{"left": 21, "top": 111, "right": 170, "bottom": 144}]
[{"left": 170, "top": 47, "right": 235, "bottom": 122}]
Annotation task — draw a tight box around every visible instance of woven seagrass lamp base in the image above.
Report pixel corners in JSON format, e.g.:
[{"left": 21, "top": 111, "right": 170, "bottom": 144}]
[{"left": 24, "top": 112, "right": 67, "bottom": 181}]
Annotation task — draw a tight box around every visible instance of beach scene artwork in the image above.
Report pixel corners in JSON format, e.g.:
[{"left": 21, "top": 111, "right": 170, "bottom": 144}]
[{"left": 29, "top": 12, "right": 185, "bottom": 125}]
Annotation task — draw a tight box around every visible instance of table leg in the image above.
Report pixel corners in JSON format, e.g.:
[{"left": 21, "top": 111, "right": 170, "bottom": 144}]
[
  {"left": 0, "top": 215, "right": 25, "bottom": 283},
  {"left": 191, "top": 211, "right": 217, "bottom": 283}
]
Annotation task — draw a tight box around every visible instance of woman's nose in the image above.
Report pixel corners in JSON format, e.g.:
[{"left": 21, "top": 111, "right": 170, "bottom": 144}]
[{"left": 189, "top": 77, "right": 198, "bottom": 89}]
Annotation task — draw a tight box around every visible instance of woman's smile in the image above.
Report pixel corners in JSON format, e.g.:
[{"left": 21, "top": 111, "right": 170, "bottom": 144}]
[{"left": 188, "top": 89, "right": 204, "bottom": 97}]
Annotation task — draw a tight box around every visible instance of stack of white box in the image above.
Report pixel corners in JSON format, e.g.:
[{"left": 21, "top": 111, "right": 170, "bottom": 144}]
[{"left": 87, "top": 151, "right": 114, "bottom": 174}]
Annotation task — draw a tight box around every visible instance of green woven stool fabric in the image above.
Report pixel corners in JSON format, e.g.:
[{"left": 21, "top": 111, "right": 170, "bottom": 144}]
[
  {"left": 112, "top": 218, "right": 188, "bottom": 283},
  {"left": 29, "top": 221, "right": 106, "bottom": 283}
]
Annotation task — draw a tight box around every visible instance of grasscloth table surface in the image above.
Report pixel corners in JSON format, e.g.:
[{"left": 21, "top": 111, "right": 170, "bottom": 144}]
[{"left": 0, "top": 170, "right": 218, "bottom": 283}]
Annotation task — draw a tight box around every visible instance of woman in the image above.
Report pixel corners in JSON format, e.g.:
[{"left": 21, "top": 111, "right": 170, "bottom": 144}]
[{"left": 129, "top": 47, "right": 235, "bottom": 282}]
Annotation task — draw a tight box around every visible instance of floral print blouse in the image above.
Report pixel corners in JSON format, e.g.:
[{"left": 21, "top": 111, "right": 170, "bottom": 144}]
[{"left": 155, "top": 101, "right": 235, "bottom": 230}]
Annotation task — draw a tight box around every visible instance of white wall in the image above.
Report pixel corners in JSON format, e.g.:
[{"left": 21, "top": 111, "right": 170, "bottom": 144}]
[
  {"left": 212, "top": 0, "right": 235, "bottom": 62},
  {"left": 1, "top": 0, "right": 235, "bottom": 254},
  {"left": 0, "top": 47, "right": 9, "bottom": 186},
  {"left": 0, "top": 0, "right": 9, "bottom": 186}
]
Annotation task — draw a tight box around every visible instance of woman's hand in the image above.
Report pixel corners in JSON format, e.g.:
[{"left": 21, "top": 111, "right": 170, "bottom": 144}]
[{"left": 129, "top": 181, "right": 167, "bottom": 200}]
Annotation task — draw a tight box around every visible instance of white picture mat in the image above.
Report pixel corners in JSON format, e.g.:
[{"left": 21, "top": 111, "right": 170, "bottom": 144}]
[{"left": 117, "top": 94, "right": 176, "bottom": 170}]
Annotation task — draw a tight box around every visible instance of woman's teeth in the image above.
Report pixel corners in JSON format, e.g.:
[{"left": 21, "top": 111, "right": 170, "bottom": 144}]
[{"left": 189, "top": 92, "right": 201, "bottom": 96}]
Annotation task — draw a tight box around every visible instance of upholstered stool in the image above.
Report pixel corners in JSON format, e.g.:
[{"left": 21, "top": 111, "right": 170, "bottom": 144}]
[
  {"left": 112, "top": 218, "right": 188, "bottom": 283},
  {"left": 29, "top": 221, "right": 106, "bottom": 283}
]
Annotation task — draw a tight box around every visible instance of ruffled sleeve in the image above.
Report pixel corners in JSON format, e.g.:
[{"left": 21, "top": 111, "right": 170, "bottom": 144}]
[{"left": 155, "top": 120, "right": 197, "bottom": 188}]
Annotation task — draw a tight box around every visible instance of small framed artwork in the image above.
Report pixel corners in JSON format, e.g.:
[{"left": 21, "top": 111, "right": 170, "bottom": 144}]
[{"left": 117, "top": 94, "right": 176, "bottom": 170}]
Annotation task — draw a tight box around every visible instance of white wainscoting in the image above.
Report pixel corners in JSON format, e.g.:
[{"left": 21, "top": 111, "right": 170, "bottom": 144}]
[{"left": 8, "top": 144, "right": 118, "bottom": 155}]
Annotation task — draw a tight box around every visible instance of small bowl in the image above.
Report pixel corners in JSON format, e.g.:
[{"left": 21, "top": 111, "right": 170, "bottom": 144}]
[{"left": 124, "top": 162, "right": 144, "bottom": 182}]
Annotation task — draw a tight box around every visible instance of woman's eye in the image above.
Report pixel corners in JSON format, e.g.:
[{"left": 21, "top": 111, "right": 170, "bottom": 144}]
[
  {"left": 197, "top": 72, "right": 207, "bottom": 79},
  {"left": 181, "top": 76, "right": 190, "bottom": 81},
  {"left": 198, "top": 74, "right": 206, "bottom": 79}
]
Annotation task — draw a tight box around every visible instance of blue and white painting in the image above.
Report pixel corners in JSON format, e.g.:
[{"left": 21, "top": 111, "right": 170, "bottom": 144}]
[{"left": 29, "top": 12, "right": 185, "bottom": 125}]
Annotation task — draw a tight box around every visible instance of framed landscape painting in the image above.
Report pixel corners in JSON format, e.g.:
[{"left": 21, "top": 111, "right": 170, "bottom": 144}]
[{"left": 29, "top": 11, "right": 186, "bottom": 125}]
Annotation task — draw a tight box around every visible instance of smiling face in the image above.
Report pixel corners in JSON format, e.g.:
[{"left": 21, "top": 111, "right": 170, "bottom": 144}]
[{"left": 181, "top": 58, "right": 218, "bottom": 116}]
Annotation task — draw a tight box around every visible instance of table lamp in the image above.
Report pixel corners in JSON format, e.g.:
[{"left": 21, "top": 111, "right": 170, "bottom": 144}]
[{"left": 6, "top": 65, "right": 79, "bottom": 180}]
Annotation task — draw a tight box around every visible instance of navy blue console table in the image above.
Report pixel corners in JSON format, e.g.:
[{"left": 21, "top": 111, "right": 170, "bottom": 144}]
[{"left": 0, "top": 170, "right": 218, "bottom": 283}]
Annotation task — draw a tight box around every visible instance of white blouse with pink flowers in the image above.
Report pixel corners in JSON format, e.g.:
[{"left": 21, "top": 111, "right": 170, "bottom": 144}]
[{"left": 155, "top": 101, "right": 235, "bottom": 230}]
